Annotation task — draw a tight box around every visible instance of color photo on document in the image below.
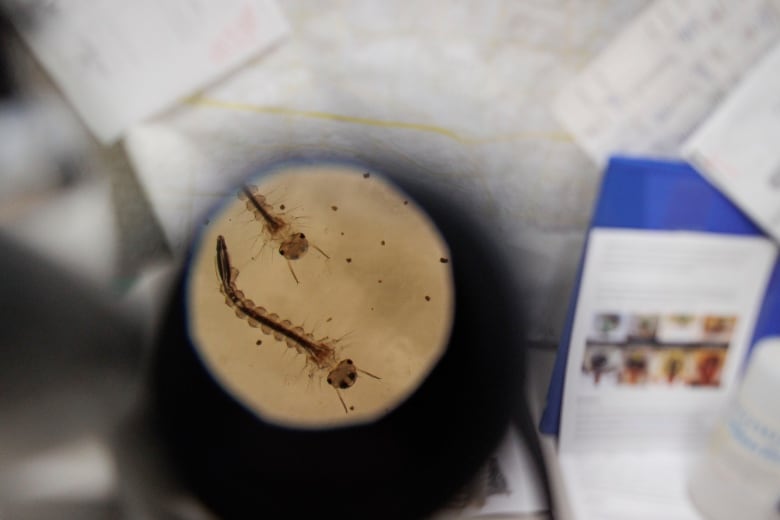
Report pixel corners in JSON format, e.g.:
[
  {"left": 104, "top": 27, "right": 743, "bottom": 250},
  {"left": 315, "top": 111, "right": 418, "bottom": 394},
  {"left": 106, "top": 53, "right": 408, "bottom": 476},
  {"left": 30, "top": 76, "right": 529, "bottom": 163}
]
[{"left": 581, "top": 313, "right": 737, "bottom": 388}]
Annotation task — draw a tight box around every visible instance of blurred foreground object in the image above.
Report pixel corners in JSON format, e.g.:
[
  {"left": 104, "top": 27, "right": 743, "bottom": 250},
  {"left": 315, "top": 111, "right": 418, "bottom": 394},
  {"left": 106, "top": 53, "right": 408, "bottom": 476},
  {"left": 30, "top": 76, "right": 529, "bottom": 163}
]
[
  {"left": 689, "top": 336, "right": 780, "bottom": 520},
  {"left": 0, "top": 233, "right": 143, "bottom": 465},
  {"left": 0, "top": 93, "right": 87, "bottom": 207}
]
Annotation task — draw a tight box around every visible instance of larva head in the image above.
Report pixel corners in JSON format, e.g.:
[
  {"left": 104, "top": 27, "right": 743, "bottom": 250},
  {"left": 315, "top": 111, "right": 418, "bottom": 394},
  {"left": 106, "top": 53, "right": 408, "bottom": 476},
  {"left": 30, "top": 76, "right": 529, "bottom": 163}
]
[
  {"left": 326, "top": 359, "right": 358, "bottom": 390},
  {"left": 279, "top": 232, "right": 309, "bottom": 260}
]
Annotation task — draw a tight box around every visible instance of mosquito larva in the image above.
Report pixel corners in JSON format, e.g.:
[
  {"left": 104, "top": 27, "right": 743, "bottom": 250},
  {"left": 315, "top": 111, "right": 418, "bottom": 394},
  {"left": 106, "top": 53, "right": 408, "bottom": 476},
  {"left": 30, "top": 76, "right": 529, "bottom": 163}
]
[
  {"left": 216, "top": 235, "right": 379, "bottom": 413},
  {"left": 238, "top": 185, "right": 329, "bottom": 284}
]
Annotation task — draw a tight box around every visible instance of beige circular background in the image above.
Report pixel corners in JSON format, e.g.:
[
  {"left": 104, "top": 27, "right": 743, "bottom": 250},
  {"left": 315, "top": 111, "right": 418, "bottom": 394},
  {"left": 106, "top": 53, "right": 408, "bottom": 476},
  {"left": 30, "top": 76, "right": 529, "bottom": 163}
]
[{"left": 187, "top": 164, "right": 454, "bottom": 428}]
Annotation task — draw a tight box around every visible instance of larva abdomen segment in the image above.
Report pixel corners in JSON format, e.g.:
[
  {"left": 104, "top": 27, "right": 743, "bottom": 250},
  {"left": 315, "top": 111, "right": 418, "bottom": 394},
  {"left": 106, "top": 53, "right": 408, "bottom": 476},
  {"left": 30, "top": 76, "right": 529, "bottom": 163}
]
[
  {"left": 238, "top": 185, "right": 286, "bottom": 237},
  {"left": 216, "top": 235, "right": 339, "bottom": 370},
  {"left": 238, "top": 185, "right": 267, "bottom": 209},
  {"left": 286, "top": 325, "right": 305, "bottom": 351}
]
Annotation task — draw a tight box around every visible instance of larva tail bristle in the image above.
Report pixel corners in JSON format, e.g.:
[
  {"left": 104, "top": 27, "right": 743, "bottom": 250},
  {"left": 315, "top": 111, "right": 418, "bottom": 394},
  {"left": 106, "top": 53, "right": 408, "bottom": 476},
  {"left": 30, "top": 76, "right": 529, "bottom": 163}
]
[
  {"left": 359, "top": 368, "right": 381, "bottom": 380},
  {"left": 281, "top": 319, "right": 292, "bottom": 328},
  {"left": 260, "top": 323, "right": 271, "bottom": 334},
  {"left": 273, "top": 331, "right": 284, "bottom": 341},
  {"left": 286, "top": 260, "right": 300, "bottom": 284},
  {"left": 335, "top": 388, "right": 348, "bottom": 414},
  {"left": 255, "top": 306, "right": 267, "bottom": 316},
  {"left": 248, "top": 318, "right": 260, "bottom": 328},
  {"left": 312, "top": 244, "right": 330, "bottom": 259}
]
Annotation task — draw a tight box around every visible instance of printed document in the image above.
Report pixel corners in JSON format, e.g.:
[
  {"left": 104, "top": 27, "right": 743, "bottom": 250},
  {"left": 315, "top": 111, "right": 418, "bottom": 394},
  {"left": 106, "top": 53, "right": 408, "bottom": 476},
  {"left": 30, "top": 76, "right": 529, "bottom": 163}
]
[{"left": 557, "top": 228, "right": 777, "bottom": 519}]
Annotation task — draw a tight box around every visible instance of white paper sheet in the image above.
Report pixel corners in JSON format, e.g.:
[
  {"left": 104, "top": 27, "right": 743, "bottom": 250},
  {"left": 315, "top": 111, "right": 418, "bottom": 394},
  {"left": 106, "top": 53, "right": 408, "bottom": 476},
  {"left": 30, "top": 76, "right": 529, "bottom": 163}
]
[
  {"left": 470, "top": 428, "right": 547, "bottom": 517},
  {"left": 559, "top": 229, "right": 777, "bottom": 452},
  {"left": 555, "top": 229, "right": 777, "bottom": 519},
  {"left": 9, "top": 0, "right": 288, "bottom": 143},
  {"left": 683, "top": 42, "right": 780, "bottom": 243},
  {"left": 559, "top": 451, "right": 702, "bottom": 520},
  {"left": 554, "top": 0, "right": 780, "bottom": 165}
]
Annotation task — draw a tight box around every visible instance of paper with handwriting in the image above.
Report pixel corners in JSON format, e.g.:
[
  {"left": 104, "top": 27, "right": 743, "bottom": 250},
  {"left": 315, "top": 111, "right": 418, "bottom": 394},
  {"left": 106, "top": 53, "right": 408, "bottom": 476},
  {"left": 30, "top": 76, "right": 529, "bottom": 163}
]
[
  {"left": 9, "top": 0, "right": 288, "bottom": 143},
  {"left": 554, "top": 0, "right": 780, "bottom": 165}
]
